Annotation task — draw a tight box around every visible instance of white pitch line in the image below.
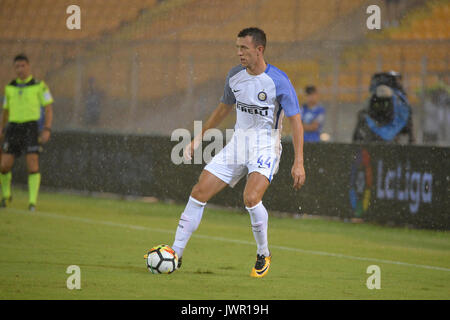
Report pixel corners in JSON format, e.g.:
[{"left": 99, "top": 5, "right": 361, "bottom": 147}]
[{"left": 6, "top": 208, "right": 450, "bottom": 273}]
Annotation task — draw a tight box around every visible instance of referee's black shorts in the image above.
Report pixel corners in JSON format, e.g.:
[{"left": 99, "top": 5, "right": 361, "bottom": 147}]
[{"left": 2, "top": 121, "right": 41, "bottom": 157}]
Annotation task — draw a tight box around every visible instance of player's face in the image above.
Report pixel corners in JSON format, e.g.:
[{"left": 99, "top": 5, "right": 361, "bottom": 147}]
[
  {"left": 14, "top": 60, "right": 30, "bottom": 80},
  {"left": 236, "top": 36, "right": 261, "bottom": 68}
]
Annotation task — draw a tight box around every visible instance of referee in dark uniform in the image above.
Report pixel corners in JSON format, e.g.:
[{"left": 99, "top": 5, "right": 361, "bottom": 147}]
[{"left": 0, "top": 54, "right": 53, "bottom": 211}]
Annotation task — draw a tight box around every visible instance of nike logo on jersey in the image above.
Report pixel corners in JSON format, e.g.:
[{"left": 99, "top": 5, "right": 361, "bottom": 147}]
[
  {"left": 236, "top": 101, "right": 269, "bottom": 116},
  {"left": 233, "top": 89, "right": 241, "bottom": 93}
]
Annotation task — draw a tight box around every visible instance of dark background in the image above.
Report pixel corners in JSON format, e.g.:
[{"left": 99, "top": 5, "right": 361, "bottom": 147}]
[{"left": 11, "top": 131, "right": 450, "bottom": 230}]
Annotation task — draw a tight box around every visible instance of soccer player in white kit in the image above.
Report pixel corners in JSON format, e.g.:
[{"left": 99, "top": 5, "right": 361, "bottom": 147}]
[{"left": 172, "top": 27, "right": 306, "bottom": 278}]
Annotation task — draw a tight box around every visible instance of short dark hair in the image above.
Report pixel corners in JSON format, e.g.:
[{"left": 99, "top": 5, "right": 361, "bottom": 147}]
[
  {"left": 14, "top": 54, "right": 29, "bottom": 63},
  {"left": 237, "top": 27, "right": 266, "bottom": 50},
  {"left": 305, "top": 85, "right": 317, "bottom": 95}
]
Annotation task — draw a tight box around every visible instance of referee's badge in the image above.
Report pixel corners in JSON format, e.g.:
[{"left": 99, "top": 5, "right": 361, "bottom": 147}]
[{"left": 257, "top": 91, "right": 267, "bottom": 101}]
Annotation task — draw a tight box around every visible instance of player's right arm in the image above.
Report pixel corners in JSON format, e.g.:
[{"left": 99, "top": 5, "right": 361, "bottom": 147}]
[
  {"left": 184, "top": 102, "right": 233, "bottom": 160},
  {"left": 201, "top": 102, "right": 234, "bottom": 134},
  {"left": 0, "top": 90, "right": 9, "bottom": 141},
  {"left": 184, "top": 67, "right": 238, "bottom": 160},
  {"left": 0, "top": 109, "right": 9, "bottom": 141}
]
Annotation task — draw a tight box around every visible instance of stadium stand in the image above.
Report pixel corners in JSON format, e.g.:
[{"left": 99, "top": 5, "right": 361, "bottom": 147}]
[
  {"left": 332, "top": 0, "right": 450, "bottom": 104},
  {"left": 0, "top": 0, "right": 448, "bottom": 136},
  {"left": 272, "top": 0, "right": 448, "bottom": 108},
  {"left": 46, "top": 0, "right": 367, "bottom": 102},
  {"left": 0, "top": 0, "right": 158, "bottom": 91},
  {"left": 0, "top": 0, "right": 157, "bottom": 40}
]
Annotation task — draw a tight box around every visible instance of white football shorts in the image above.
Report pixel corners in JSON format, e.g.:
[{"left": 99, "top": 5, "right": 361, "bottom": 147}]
[{"left": 204, "top": 130, "right": 282, "bottom": 188}]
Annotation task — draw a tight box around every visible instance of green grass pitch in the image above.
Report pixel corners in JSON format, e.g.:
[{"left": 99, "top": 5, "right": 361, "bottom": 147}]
[{"left": 0, "top": 189, "right": 449, "bottom": 299}]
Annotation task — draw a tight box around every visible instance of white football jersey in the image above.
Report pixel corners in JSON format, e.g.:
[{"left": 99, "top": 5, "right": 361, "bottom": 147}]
[
  {"left": 221, "top": 64, "right": 300, "bottom": 133},
  {"left": 204, "top": 64, "right": 299, "bottom": 185}
]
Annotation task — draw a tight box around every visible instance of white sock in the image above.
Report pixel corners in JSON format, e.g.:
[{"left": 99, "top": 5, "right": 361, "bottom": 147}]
[
  {"left": 172, "top": 196, "right": 206, "bottom": 258},
  {"left": 246, "top": 201, "right": 270, "bottom": 257}
]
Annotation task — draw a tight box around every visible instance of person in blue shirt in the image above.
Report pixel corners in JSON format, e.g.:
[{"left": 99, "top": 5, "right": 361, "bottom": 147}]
[{"left": 300, "top": 86, "right": 325, "bottom": 142}]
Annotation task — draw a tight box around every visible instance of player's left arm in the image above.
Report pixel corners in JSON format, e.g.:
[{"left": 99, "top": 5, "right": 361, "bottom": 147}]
[
  {"left": 279, "top": 78, "right": 306, "bottom": 190},
  {"left": 1, "top": 88, "right": 10, "bottom": 142},
  {"left": 39, "top": 81, "right": 54, "bottom": 144},
  {"left": 289, "top": 114, "right": 306, "bottom": 190},
  {"left": 40, "top": 104, "right": 53, "bottom": 144}
]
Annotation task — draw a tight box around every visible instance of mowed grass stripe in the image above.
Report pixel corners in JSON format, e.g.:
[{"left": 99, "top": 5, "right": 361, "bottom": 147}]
[{"left": 5, "top": 208, "right": 450, "bottom": 273}]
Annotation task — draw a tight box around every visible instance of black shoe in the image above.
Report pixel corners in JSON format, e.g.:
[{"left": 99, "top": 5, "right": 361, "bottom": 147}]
[
  {"left": 177, "top": 257, "right": 182, "bottom": 269},
  {"left": 28, "top": 204, "right": 36, "bottom": 212},
  {"left": 0, "top": 197, "right": 12, "bottom": 208},
  {"left": 250, "top": 252, "right": 272, "bottom": 278}
]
